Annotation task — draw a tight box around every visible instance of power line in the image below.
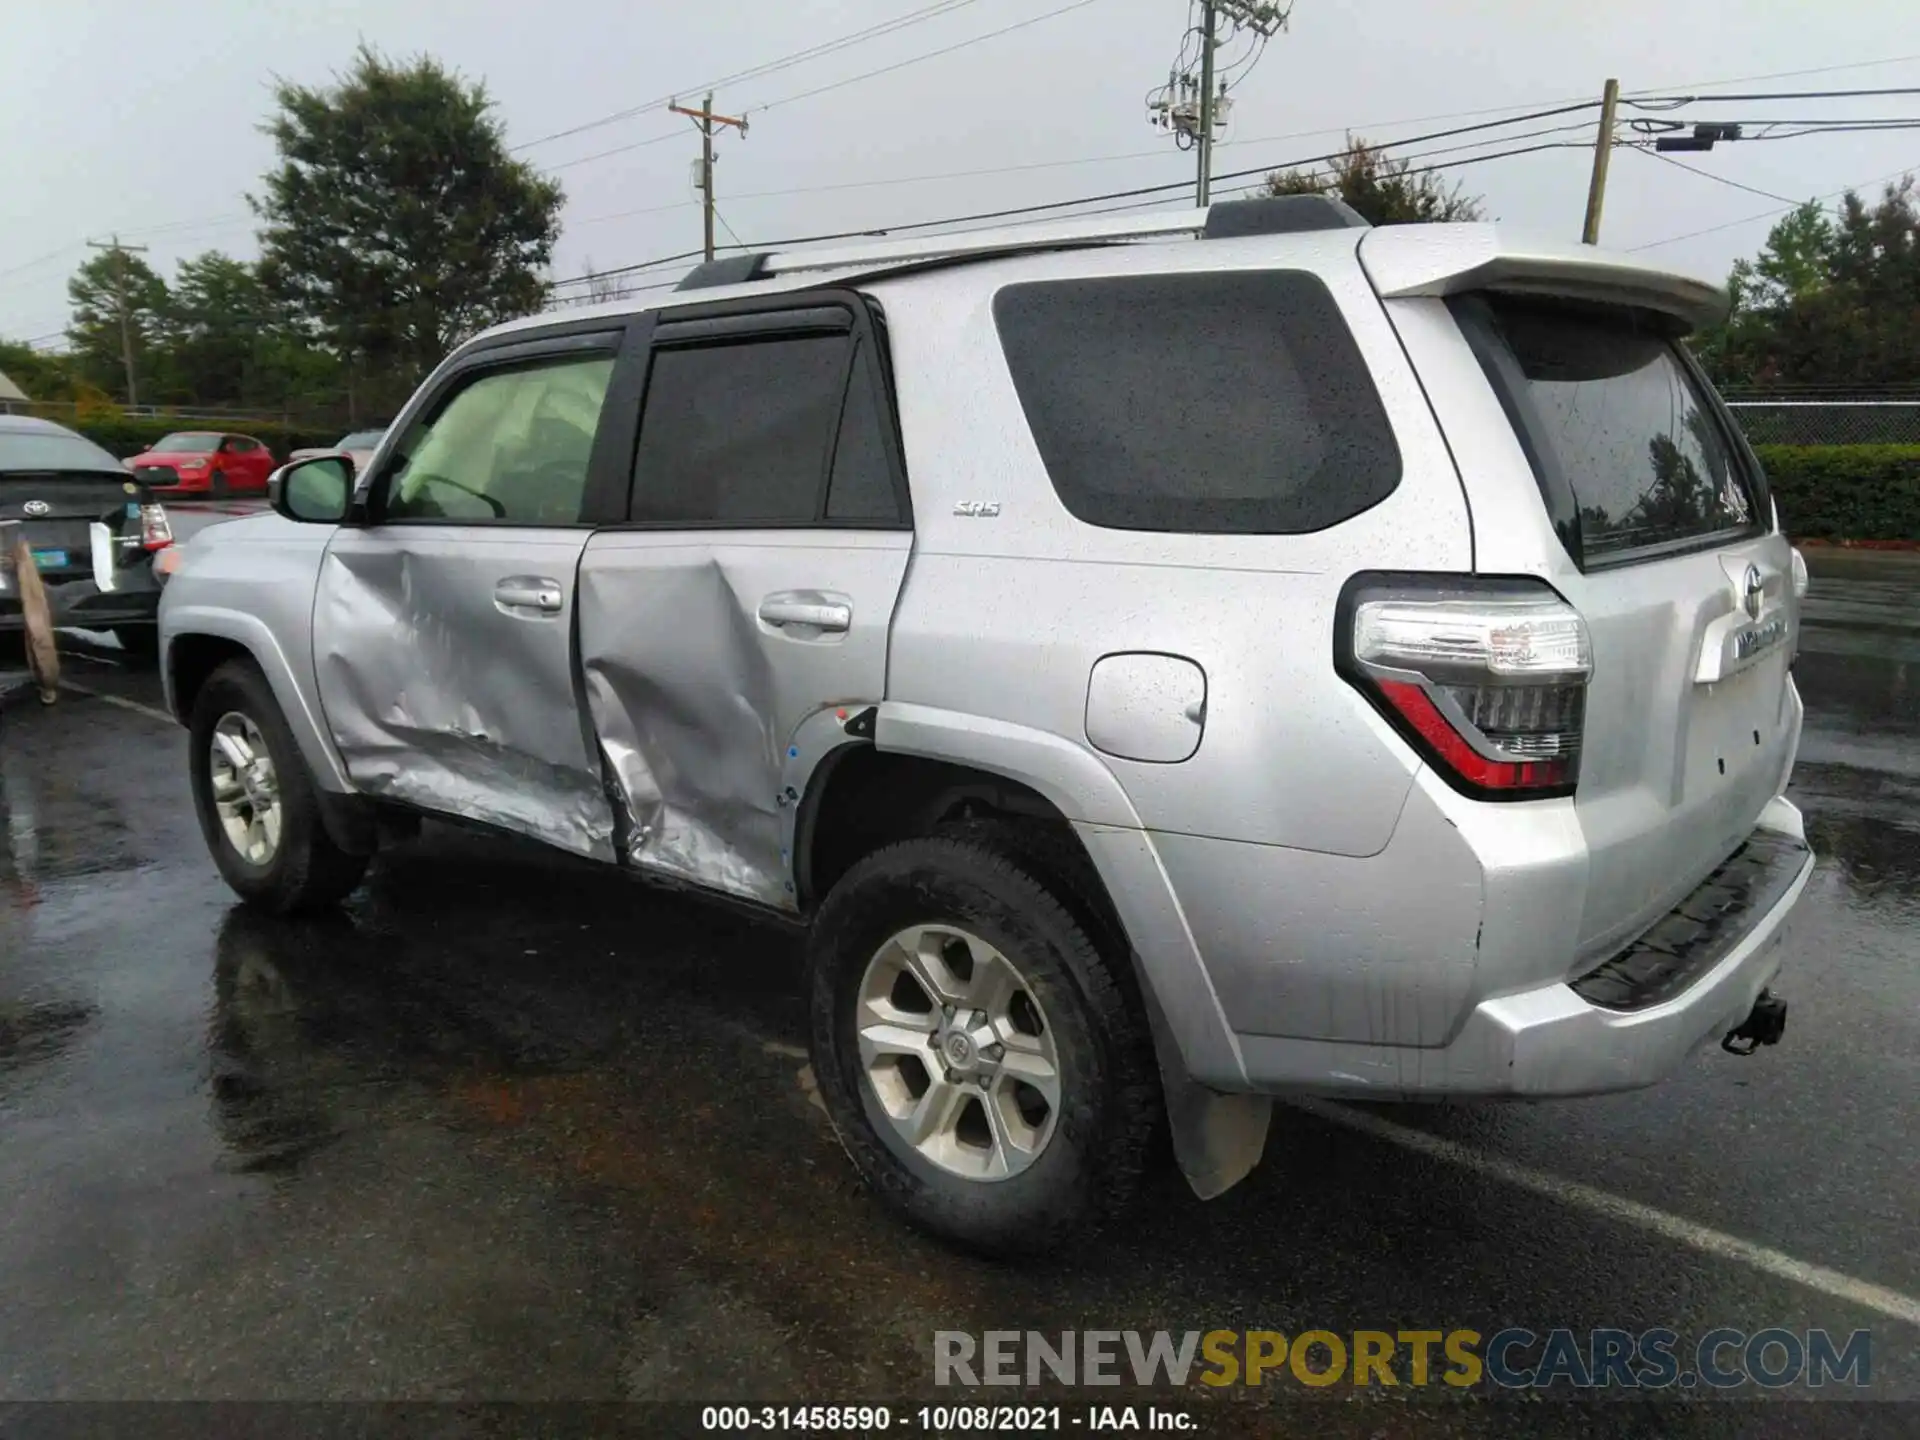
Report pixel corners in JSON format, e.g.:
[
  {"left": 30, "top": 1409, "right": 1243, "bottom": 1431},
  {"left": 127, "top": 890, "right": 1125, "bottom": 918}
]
[
  {"left": 549, "top": 131, "right": 687, "bottom": 173},
  {"left": 513, "top": 0, "right": 987, "bottom": 151},
  {"left": 1631, "top": 147, "right": 1803, "bottom": 205},
  {"left": 741, "top": 0, "right": 1107, "bottom": 114},
  {"left": 550, "top": 103, "right": 1612, "bottom": 290},
  {"left": 540, "top": 0, "right": 1103, "bottom": 175},
  {"left": 1627, "top": 160, "right": 1920, "bottom": 250},
  {"left": 566, "top": 109, "right": 1607, "bottom": 225},
  {"left": 1625, "top": 85, "right": 1920, "bottom": 107},
  {"left": 1636, "top": 52, "right": 1920, "bottom": 93}
]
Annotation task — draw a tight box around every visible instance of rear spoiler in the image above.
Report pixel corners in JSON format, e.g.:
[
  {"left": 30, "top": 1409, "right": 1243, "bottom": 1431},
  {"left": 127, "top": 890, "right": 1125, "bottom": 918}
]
[{"left": 1358, "top": 224, "right": 1729, "bottom": 332}]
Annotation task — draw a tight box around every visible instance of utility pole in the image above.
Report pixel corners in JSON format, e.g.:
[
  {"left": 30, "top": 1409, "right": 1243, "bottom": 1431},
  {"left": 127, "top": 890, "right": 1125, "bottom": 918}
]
[
  {"left": 86, "top": 234, "right": 150, "bottom": 406},
  {"left": 669, "top": 92, "right": 749, "bottom": 262},
  {"left": 1581, "top": 78, "right": 1621, "bottom": 245},
  {"left": 1196, "top": 1, "right": 1219, "bottom": 207},
  {"left": 1148, "top": 3, "right": 1289, "bottom": 208}
]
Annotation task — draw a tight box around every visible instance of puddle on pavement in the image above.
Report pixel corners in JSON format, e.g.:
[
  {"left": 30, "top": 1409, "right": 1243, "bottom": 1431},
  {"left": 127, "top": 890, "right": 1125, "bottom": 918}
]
[{"left": 0, "top": 997, "right": 96, "bottom": 1076}]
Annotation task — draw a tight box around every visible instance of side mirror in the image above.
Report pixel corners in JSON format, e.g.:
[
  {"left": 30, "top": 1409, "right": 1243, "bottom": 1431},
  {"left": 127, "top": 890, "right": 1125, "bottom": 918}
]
[{"left": 269, "top": 455, "right": 354, "bottom": 524}]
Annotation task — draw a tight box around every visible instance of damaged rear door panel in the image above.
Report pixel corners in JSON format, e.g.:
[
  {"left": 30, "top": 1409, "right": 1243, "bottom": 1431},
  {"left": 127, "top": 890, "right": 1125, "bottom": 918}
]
[
  {"left": 312, "top": 328, "right": 639, "bottom": 859},
  {"left": 577, "top": 295, "right": 914, "bottom": 909}
]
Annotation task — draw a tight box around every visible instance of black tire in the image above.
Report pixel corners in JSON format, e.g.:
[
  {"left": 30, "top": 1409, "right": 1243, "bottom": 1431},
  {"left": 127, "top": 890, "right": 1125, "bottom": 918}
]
[
  {"left": 112, "top": 624, "right": 159, "bottom": 665},
  {"left": 210, "top": 468, "right": 230, "bottom": 500},
  {"left": 189, "top": 658, "right": 369, "bottom": 913},
  {"left": 808, "top": 836, "right": 1159, "bottom": 1258}
]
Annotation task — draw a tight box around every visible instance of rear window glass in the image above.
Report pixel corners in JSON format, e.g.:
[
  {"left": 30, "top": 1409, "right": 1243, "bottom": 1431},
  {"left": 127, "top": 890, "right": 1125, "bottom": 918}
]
[
  {"left": 1454, "top": 295, "right": 1760, "bottom": 565},
  {"left": 0, "top": 428, "right": 126, "bottom": 473},
  {"left": 992, "top": 271, "right": 1401, "bottom": 534}
]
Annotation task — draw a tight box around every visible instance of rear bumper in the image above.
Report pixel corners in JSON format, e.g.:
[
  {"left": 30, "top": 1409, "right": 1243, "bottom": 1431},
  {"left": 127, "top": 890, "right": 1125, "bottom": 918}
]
[
  {"left": 1, "top": 568, "right": 160, "bottom": 631},
  {"left": 1229, "top": 796, "right": 1812, "bottom": 1098}
]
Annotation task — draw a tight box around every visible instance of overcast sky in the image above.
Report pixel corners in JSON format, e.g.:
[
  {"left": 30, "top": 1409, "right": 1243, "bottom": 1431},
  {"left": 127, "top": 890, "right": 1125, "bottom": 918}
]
[{"left": 5, "top": 0, "right": 1919, "bottom": 344}]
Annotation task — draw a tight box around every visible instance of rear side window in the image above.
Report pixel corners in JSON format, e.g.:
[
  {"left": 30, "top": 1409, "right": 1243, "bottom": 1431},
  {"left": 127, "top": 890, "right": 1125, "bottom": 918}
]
[
  {"left": 824, "top": 342, "right": 901, "bottom": 523},
  {"left": 1452, "top": 295, "right": 1762, "bottom": 567},
  {"left": 631, "top": 335, "right": 848, "bottom": 524},
  {"left": 629, "top": 327, "right": 906, "bottom": 527},
  {"left": 992, "top": 271, "right": 1401, "bottom": 534}
]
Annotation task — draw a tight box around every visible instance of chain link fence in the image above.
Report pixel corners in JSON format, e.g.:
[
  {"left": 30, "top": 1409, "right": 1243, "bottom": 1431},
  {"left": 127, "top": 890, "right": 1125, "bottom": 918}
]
[{"left": 1723, "top": 399, "right": 1920, "bottom": 447}]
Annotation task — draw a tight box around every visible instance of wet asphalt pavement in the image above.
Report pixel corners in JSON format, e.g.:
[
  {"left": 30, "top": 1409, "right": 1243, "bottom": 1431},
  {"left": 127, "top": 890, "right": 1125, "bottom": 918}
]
[{"left": 0, "top": 524, "right": 1916, "bottom": 1436}]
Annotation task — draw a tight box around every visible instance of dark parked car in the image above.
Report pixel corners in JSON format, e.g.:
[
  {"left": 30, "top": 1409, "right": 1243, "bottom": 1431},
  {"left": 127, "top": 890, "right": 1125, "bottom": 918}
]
[{"left": 0, "top": 415, "right": 174, "bottom": 658}]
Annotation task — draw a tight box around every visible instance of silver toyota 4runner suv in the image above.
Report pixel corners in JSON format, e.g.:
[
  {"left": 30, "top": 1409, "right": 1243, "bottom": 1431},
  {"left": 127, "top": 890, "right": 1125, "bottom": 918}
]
[{"left": 161, "top": 195, "right": 1813, "bottom": 1256}]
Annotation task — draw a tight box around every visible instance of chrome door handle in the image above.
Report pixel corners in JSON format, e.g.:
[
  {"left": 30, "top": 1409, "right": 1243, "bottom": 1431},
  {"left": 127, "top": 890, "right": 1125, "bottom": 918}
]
[
  {"left": 758, "top": 595, "right": 851, "bottom": 632},
  {"left": 495, "top": 576, "right": 564, "bottom": 613}
]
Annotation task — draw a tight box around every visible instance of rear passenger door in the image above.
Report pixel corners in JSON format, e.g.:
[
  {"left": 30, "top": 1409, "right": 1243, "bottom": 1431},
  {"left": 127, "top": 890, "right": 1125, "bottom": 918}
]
[
  {"left": 312, "top": 330, "right": 631, "bottom": 860},
  {"left": 576, "top": 295, "right": 913, "bottom": 909}
]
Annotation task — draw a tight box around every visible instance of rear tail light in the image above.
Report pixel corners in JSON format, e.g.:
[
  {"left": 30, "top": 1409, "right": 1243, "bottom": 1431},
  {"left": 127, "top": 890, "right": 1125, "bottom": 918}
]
[
  {"left": 1789, "top": 546, "right": 1809, "bottom": 599},
  {"left": 1337, "top": 574, "right": 1592, "bottom": 800},
  {"left": 141, "top": 503, "right": 174, "bottom": 551}
]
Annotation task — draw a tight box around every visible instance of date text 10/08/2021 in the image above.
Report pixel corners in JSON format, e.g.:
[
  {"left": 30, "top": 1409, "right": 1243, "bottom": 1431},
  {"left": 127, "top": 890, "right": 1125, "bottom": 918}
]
[{"left": 702, "top": 1409, "right": 1191, "bottom": 1432}]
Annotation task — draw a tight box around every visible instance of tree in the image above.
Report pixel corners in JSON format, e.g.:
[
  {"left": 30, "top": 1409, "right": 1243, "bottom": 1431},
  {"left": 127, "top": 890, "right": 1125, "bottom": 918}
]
[
  {"left": 0, "top": 340, "right": 82, "bottom": 403},
  {"left": 163, "top": 251, "right": 271, "bottom": 405},
  {"left": 1696, "top": 178, "right": 1920, "bottom": 388},
  {"left": 1265, "top": 135, "right": 1487, "bottom": 226},
  {"left": 64, "top": 247, "right": 170, "bottom": 402},
  {"left": 162, "top": 251, "right": 344, "bottom": 411},
  {"left": 253, "top": 44, "right": 564, "bottom": 406}
]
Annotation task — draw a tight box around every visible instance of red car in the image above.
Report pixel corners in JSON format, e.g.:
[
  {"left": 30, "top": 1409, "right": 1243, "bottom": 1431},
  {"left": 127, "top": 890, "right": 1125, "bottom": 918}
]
[{"left": 127, "top": 432, "right": 276, "bottom": 498}]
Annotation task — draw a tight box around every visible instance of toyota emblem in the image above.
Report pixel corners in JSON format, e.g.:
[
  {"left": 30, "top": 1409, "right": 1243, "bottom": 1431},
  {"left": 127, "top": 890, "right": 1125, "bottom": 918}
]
[
  {"left": 22, "top": 499, "right": 50, "bottom": 517},
  {"left": 1742, "top": 564, "right": 1765, "bottom": 621}
]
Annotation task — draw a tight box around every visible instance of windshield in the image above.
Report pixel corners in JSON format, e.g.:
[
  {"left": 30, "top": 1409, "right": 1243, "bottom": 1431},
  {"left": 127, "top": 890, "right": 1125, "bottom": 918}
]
[
  {"left": 153, "top": 433, "right": 221, "bottom": 453},
  {"left": 338, "top": 430, "right": 385, "bottom": 449},
  {"left": 0, "top": 428, "right": 129, "bottom": 474}
]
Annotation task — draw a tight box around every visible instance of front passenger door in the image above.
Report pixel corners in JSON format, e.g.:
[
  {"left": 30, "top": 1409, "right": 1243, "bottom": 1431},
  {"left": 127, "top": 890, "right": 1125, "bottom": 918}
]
[{"left": 311, "top": 332, "right": 626, "bottom": 859}]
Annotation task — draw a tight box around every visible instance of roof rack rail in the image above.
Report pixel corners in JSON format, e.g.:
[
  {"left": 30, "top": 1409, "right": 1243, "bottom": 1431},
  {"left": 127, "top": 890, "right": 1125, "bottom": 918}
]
[{"left": 669, "top": 195, "right": 1371, "bottom": 293}]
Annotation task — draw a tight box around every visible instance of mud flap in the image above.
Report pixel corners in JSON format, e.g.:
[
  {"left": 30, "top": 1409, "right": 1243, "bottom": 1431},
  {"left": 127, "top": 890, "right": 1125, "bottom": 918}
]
[{"left": 1135, "top": 956, "right": 1272, "bottom": 1199}]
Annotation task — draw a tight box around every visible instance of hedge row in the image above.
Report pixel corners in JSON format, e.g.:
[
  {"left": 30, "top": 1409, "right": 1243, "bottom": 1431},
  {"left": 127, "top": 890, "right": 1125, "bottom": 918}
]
[
  {"left": 54, "top": 413, "right": 344, "bottom": 461},
  {"left": 1754, "top": 444, "right": 1920, "bottom": 543}
]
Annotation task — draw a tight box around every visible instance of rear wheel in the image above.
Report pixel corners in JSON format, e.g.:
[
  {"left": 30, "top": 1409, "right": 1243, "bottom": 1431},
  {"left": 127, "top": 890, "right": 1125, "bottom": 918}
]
[
  {"left": 189, "top": 658, "right": 369, "bottom": 913},
  {"left": 808, "top": 836, "right": 1159, "bottom": 1257}
]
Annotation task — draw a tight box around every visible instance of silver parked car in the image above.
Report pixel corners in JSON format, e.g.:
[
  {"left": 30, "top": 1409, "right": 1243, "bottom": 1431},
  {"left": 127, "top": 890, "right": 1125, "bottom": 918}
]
[
  {"left": 287, "top": 428, "right": 387, "bottom": 475},
  {"left": 158, "top": 196, "right": 1812, "bottom": 1255}
]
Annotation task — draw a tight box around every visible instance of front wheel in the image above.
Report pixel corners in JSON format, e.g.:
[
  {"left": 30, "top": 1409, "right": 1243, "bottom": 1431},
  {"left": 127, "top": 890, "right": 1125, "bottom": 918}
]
[
  {"left": 188, "top": 658, "right": 369, "bottom": 913},
  {"left": 209, "top": 469, "right": 230, "bottom": 500},
  {"left": 807, "top": 836, "right": 1160, "bottom": 1257}
]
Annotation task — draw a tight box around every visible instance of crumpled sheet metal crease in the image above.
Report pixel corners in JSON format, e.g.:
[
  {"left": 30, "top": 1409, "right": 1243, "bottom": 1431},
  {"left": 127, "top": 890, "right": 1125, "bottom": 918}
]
[
  {"left": 315, "top": 544, "right": 615, "bottom": 859},
  {"left": 577, "top": 554, "right": 790, "bottom": 909}
]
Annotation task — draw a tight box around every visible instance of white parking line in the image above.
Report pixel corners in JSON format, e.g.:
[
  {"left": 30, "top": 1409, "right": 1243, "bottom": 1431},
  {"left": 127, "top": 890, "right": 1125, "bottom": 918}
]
[
  {"left": 1289, "top": 1097, "right": 1920, "bottom": 1327},
  {"left": 58, "top": 681, "right": 177, "bottom": 727}
]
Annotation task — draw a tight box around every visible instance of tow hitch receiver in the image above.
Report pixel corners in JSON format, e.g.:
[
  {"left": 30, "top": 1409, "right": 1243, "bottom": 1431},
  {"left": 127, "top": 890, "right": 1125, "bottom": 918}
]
[{"left": 1722, "top": 990, "right": 1788, "bottom": 1056}]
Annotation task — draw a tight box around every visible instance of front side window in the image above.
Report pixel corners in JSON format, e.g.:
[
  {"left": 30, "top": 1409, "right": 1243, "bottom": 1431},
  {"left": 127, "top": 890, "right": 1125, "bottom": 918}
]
[
  {"left": 384, "top": 355, "right": 614, "bottom": 525},
  {"left": 1453, "top": 295, "right": 1761, "bottom": 566},
  {"left": 993, "top": 270, "right": 1403, "bottom": 534}
]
